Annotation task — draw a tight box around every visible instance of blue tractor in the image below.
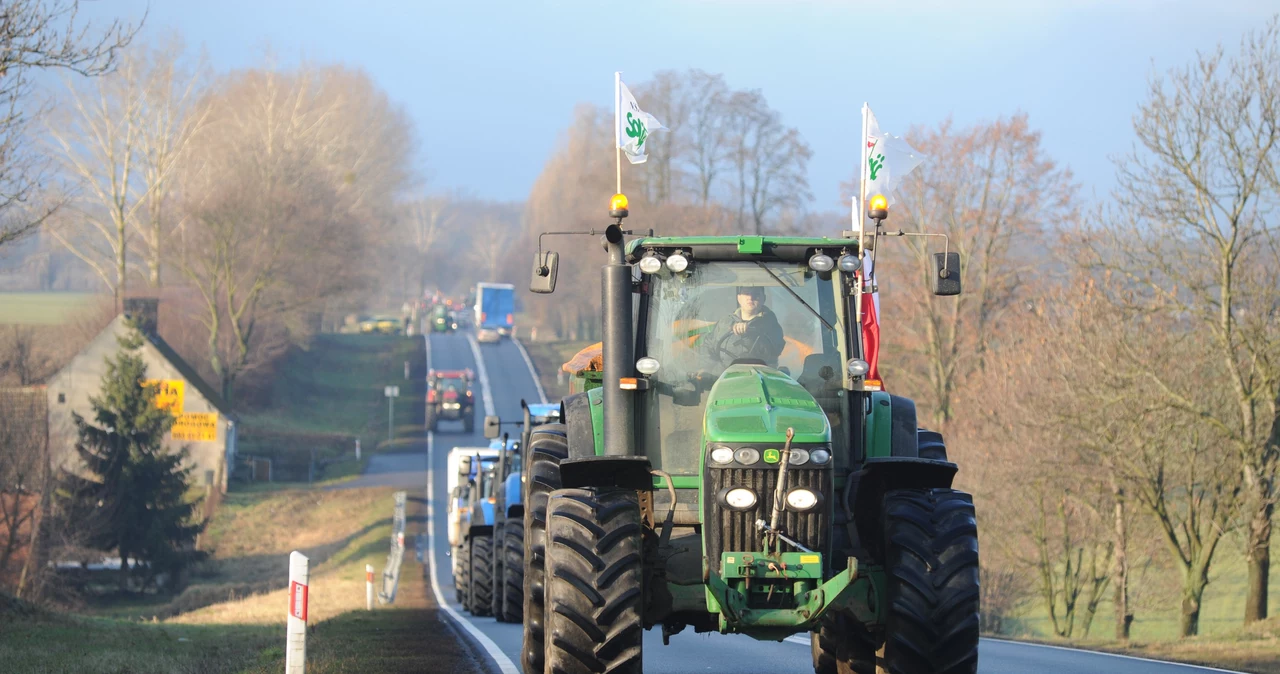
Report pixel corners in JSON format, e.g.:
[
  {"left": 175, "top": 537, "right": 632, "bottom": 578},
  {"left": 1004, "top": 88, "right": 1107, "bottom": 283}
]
[
  {"left": 447, "top": 447, "right": 499, "bottom": 615},
  {"left": 483, "top": 400, "right": 561, "bottom": 622}
]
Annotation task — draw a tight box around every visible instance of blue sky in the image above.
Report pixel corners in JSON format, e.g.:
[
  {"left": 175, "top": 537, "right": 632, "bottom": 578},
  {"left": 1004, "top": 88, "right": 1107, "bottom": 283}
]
[{"left": 85, "top": 1, "right": 1273, "bottom": 208}]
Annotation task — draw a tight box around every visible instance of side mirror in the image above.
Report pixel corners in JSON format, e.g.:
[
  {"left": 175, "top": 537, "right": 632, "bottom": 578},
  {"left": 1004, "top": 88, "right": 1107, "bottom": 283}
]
[
  {"left": 483, "top": 415, "right": 501, "bottom": 439},
  {"left": 932, "top": 252, "right": 961, "bottom": 296},
  {"left": 458, "top": 455, "right": 472, "bottom": 478},
  {"left": 531, "top": 251, "right": 559, "bottom": 294}
]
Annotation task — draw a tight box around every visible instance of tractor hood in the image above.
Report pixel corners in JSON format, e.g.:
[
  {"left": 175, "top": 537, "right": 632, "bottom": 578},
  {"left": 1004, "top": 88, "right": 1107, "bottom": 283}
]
[{"left": 703, "top": 364, "right": 830, "bottom": 444}]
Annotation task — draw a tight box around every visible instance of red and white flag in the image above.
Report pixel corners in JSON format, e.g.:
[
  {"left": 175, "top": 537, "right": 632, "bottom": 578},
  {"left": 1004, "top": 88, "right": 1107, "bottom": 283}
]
[{"left": 860, "top": 256, "right": 882, "bottom": 385}]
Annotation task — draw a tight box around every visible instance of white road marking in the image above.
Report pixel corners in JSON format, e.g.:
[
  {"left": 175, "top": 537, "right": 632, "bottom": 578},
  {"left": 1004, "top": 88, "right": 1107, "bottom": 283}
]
[
  {"left": 466, "top": 333, "right": 497, "bottom": 417},
  {"left": 981, "top": 637, "right": 1245, "bottom": 673},
  {"left": 782, "top": 629, "right": 1244, "bottom": 673},
  {"left": 422, "top": 333, "right": 520, "bottom": 674},
  {"left": 511, "top": 337, "right": 548, "bottom": 404}
]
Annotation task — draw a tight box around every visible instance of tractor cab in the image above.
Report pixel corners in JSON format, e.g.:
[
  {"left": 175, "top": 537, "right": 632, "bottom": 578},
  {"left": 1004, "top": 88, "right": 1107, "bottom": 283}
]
[{"left": 427, "top": 369, "right": 476, "bottom": 432}]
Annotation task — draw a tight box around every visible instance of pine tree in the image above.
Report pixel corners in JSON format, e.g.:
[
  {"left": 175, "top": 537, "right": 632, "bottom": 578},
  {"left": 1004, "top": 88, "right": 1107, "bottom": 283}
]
[{"left": 61, "top": 325, "right": 206, "bottom": 592}]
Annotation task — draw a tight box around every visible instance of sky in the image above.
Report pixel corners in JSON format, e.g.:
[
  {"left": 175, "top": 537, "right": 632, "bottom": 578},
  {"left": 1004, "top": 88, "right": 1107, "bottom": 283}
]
[{"left": 83, "top": 0, "right": 1274, "bottom": 210}]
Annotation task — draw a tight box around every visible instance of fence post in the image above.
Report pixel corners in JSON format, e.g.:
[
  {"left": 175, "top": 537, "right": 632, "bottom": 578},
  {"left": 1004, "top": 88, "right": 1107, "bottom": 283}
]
[
  {"left": 366, "top": 563, "right": 375, "bottom": 611},
  {"left": 286, "top": 551, "right": 309, "bottom": 673}
]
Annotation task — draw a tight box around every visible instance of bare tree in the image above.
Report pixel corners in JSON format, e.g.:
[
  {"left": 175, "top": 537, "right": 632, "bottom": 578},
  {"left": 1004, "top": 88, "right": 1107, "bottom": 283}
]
[
  {"left": 1088, "top": 18, "right": 1280, "bottom": 624},
  {"left": 725, "top": 90, "right": 811, "bottom": 234},
  {"left": 879, "top": 115, "right": 1076, "bottom": 427},
  {"left": 0, "top": 0, "right": 137, "bottom": 248}
]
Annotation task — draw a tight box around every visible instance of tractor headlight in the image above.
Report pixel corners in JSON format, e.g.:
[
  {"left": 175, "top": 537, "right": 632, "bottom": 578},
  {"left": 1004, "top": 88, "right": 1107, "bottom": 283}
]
[
  {"left": 786, "top": 489, "right": 819, "bottom": 511},
  {"left": 709, "top": 446, "right": 734, "bottom": 465},
  {"left": 638, "top": 254, "right": 663, "bottom": 274},
  {"left": 810, "top": 448, "right": 831, "bottom": 465},
  {"left": 635, "top": 357, "right": 661, "bottom": 375},
  {"left": 838, "top": 254, "right": 862, "bottom": 273},
  {"left": 847, "top": 358, "right": 870, "bottom": 377},
  {"left": 666, "top": 253, "right": 689, "bottom": 273},
  {"left": 733, "top": 447, "right": 760, "bottom": 465},
  {"left": 788, "top": 448, "right": 810, "bottom": 465},
  {"left": 808, "top": 253, "right": 834, "bottom": 272},
  {"left": 722, "top": 488, "right": 758, "bottom": 511}
]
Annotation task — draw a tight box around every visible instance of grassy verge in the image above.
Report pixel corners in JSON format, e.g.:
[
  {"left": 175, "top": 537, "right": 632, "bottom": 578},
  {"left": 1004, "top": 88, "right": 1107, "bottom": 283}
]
[
  {"left": 522, "top": 338, "right": 592, "bottom": 400},
  {"left": 235, "top": 334, "right": 426, "bottom": 485}
]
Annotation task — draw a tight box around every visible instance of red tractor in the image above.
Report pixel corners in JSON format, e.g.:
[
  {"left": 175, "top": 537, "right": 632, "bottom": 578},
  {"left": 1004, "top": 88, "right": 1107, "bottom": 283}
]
[{"left": 426, "top": 368, "right": 476, "bottom": 433}]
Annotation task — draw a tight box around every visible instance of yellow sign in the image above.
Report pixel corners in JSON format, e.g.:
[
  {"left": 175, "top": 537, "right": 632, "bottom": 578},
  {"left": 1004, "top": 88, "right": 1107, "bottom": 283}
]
[
  {"left": 143, "top": 379, "right": 185, "bottom": 413},
  {"left": 799, "top": 554, "right": 820, "bottom": 565},
  {"left": 171, "top": 413, "right": 218, "bottom": 442}
]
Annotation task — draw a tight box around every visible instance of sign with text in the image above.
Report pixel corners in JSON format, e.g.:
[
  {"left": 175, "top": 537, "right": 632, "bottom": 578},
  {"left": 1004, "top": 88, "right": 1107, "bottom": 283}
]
[
  {"left": 171, "top": 413, "right": 218, "bottom": 442},
  {"left": 143, "top": 379, "right": 185, "bottom": 413},
  {"left": 289, "top": 580, "right": 308, "bottom": 621},
  {"left": 384, "top": 385, "right": 400, "bottom": 398}
]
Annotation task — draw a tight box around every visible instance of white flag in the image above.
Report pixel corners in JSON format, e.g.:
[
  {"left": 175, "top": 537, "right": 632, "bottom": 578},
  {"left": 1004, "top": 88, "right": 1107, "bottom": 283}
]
[
  {"left": 862, "top": 104, "right": 925, "bottom": 207},
  {"left": 617, "top": 76, "right": 665, "bottom": 165}
]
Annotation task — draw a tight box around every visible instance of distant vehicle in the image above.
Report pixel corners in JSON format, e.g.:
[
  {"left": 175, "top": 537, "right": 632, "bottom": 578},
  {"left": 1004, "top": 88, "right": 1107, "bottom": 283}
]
[
  {"left": 474, "top": 282, "right": 515, "bottom": 342},
  {"left": 427, "top": 369, "right": 475, "bottom": 432},
  {"left": 360, "top": 314, "right": 403, "bottom": 334},
  {"left": 446, "top": 447, "right": 499, "bottom": 615},
  {"left": 431, "top": 304, "right": 457, "bottom": 333}
]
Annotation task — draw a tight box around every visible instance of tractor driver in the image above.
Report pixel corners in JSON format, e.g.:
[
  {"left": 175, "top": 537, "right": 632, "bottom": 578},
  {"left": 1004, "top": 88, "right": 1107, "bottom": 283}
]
[{"left": 700, "top": 286, "right": 785, "bottom": 367}]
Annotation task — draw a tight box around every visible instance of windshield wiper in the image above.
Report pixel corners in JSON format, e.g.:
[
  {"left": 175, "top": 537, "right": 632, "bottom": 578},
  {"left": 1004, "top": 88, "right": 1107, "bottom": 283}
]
[{"left": 756, "top": 262, "right": 834, "bottom": 332}]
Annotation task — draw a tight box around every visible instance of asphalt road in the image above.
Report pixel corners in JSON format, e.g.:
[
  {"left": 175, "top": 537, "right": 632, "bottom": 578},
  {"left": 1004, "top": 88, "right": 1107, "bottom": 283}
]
[{"left": 419, "top": 330, "right": 1240, "bottom": 674}]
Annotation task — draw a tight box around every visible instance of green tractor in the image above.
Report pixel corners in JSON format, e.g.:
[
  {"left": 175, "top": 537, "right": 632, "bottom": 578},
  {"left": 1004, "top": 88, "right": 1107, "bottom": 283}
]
[{"left": 520, "top": 194, "right": 978, "bottom": 674}]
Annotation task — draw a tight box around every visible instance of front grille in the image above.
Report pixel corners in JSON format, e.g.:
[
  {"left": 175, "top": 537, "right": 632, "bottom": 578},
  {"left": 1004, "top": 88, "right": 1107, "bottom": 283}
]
[{"left": 705, "top": 466, "right": 831, "bottom": 574}]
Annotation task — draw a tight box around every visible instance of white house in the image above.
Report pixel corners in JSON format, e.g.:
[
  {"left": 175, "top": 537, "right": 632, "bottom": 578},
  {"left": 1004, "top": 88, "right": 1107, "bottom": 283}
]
[{"left": 45, "top": 299, "right": 236, "bottom": 492}]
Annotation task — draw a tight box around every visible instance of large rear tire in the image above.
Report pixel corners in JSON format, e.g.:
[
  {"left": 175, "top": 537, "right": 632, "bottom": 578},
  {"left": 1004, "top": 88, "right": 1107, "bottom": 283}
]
[
  {"left": 502, "top": 515, "right": 525, "bottom": 622},
  {"left": 812, "top": 614, "right": 879, "bottom": 674},
  {"left": 522, "top": 424, "right": 568, "bottom": 674},
  {"left": 464, "top": 411, "right": 475, "bottom": 434},
  {"left": 426, "top": 407, "right": 437, "bottom": 433},
  {"left": 456, "top": 543, "right": 470, "bottom": 606},
  {"left": 468, "top": 534, "right": 494, "bottom": 617},
  {"left": 544, "top": 487, "right": 643, "bottom": 674},
  {"left": 880, "top": 489, "right": 980, "bottom": 674},
  {"left": 491, "top": 523, "right": 506, "bottom": 620}
]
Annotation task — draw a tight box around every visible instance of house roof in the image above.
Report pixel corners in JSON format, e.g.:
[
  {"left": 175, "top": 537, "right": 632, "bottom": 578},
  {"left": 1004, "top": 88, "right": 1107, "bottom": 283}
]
[{"left": 67, "top": 315, "right": 235, "bottom": 420}]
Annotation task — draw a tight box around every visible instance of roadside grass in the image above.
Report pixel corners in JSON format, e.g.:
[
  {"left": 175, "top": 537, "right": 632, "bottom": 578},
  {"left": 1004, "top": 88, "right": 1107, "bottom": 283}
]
[
  {"left": 522, "top": 338, "right": 593, "bottom": 400},
  {"left": 235, "top": 333, "right": 425, "bottom": 484},
  {"left": 0, "top": 291, "right": 98, "bottom": 325},
  {"left": 1, "top": 485, "right": 433, "bottom": 673}
]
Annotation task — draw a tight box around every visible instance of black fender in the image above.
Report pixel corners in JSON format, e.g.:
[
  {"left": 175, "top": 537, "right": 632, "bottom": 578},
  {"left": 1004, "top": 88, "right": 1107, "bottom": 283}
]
[
  {"left": 852, "top": 455, "right": 958, "bottom": 559},
  {"left": 888, "top": 395, "right": 919, "bottom": 457},
  {"left": 559, "top": 456, "right": 653, "bottom": 491},
  {"left": 562, "top": 391, "right": 596, "bottom": 459},
  {"left": 506, "top": 504, "right": 523, "bottom": 519},
  {"left": 467, "top": 524, "right": 494, "bottom": 539}
]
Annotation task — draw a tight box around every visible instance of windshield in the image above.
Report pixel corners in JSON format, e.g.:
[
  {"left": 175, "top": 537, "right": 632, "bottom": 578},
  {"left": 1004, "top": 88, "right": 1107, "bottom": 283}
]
[{"left": 639, "top": 260, "right": 850, "bottom": 475}]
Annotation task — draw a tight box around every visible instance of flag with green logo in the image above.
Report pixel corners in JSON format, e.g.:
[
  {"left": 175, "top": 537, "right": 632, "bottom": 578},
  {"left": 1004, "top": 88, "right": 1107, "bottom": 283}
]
[
  {"left": 862, "top": 105, "right": 925, "bottom": 207},
  {"left": 617, "top": 76, "right": 665, "bottom": 165}
]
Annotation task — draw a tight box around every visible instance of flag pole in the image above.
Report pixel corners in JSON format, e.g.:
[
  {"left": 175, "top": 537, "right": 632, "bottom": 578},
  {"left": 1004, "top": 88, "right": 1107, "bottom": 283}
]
[
  {"left": 615, "top": 71, "right": 622, "bottom": 195},
  {"left": 855, "top": 103, "right": 869, "bottom": 337}
]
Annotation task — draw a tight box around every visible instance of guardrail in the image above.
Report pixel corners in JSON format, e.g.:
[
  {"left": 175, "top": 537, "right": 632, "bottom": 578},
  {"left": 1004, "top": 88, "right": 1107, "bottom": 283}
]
[{"left": 377, "top": 490, "right": 407, "bottom": 604}]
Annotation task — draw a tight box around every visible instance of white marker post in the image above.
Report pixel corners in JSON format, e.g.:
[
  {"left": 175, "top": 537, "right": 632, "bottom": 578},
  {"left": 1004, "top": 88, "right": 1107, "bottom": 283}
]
[
  {"left": 366, "top": 563, "right": 375, "bottom": 611},
  {"left": 286, "top": 551, "right": 309, "bottom": 674}
]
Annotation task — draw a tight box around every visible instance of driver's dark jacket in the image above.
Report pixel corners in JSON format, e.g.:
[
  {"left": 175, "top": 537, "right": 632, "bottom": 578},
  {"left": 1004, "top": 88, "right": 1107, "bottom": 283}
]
[{"left": 705, "top": 306, "right": 785, "bottom": 366}]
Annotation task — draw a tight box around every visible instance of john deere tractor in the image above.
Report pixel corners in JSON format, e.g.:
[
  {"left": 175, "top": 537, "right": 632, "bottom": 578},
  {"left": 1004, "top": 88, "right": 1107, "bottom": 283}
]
[{"left": 518, "top": 193, "right": 978, "bottom": 674}]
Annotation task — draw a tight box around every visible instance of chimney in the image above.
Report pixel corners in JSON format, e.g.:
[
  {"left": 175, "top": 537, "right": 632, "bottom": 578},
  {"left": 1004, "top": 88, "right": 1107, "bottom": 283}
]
[{"left": 122, "top": 297, "right": 160, "bottom": 337}]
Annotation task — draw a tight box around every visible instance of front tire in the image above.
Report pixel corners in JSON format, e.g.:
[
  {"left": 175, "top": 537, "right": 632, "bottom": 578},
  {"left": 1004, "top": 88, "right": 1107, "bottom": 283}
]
[
  {"left": 544, "top": 487, "right": 643, "bottom": 674},
  {"left": 880, "top": 489, "right": 980, "bottom": 674},
  {"left": 463, "top": 410, "right": 475, "bottom": 434},
  {"left": 502, "top": 515, "right": 525, "bottom": 622},
  {"left": 812, "top": 614, "right": 879, "bottom": 674},
  {"left": 522, "top": 424, "right": 568, "bottom": 674},
  {"left": 468, "top": 534, "right": 494, "bottom": 617},
  {"left": 491, "top": 523, "right": 506, "bottom": 620},
  {"left": 456, "top": 543, "right": 470, "bottom": 607}
]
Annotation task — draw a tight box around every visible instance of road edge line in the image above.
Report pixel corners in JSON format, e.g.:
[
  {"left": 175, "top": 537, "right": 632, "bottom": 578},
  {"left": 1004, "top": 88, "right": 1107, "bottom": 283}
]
[
  {"left": 783, "top": 631, "right": 1245, "bottom": 673},
  {"left": 980, "top": 637, "right": 1245, "bottom": 673},
  {"left": 466, "top": 333, "right": 497, "bottom": 417},
  {"left": 511, "top": 337, "right": 548, "bottom": 403},
  {"left": 422, "top": 333, "right": 520, "bottom": 674}
]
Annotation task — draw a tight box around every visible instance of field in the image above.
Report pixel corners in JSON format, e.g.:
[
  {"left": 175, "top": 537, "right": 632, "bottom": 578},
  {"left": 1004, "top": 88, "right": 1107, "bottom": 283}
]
[
  {"left": 234, "top": 333, "right": 426, "bottom": 485},
  {"left": 0, "top": 291, "right": 100, "bottom": 324}
]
